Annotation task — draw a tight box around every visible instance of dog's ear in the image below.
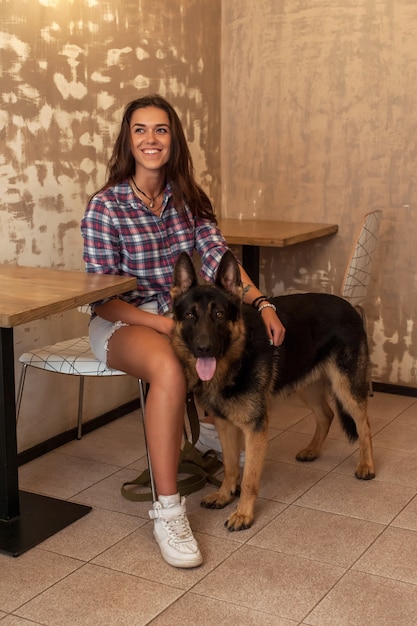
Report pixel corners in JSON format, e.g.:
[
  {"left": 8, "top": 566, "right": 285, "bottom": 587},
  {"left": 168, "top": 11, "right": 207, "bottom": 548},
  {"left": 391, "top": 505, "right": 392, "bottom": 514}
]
[
  {"left": 171, "top": 252, "right": 198, "bottom": 301},
  {"left": 215, "top": 250, "right": 243, "bottom": 299}
]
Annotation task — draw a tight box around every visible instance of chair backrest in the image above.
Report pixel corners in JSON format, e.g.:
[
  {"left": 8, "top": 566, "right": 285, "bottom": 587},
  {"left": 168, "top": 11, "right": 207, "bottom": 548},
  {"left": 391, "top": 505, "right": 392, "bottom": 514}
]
[{"left": 340, "top": 210, "right": 383, "bottom": 307}]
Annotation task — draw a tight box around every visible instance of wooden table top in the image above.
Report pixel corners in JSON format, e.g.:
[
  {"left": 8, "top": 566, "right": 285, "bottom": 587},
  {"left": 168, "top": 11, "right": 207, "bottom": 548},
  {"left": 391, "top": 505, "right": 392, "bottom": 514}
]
[
  {"left": 217, "top": 219, "right": 338, "bottom": 247},
  {"left": 0, "top": 265, "right": 136, "bottom": 328}
]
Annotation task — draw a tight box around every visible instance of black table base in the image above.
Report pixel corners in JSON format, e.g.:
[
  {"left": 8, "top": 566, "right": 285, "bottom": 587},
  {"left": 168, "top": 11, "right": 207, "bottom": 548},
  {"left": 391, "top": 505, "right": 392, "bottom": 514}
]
[
  {"left": 241, "top": 245, "right": 260, "bottom": 287},
  {"left": 0, "top": 491, "right": 91, "bottom": 557}
]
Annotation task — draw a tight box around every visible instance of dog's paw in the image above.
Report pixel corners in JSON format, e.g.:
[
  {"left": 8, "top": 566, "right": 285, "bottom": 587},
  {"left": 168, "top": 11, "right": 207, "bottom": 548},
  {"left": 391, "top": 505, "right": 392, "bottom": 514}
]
[
  {"left": 355, "top": 464, "right": 376, "bottom": 480},
  {"left": 295, "top": 448, "right": 318, "bottom": 462},
  {"left": 225, "top": 510, "right": 254, "bottom": 532},
  {"left": 201, "top": 492, "right": 233, "bottom": 510}
]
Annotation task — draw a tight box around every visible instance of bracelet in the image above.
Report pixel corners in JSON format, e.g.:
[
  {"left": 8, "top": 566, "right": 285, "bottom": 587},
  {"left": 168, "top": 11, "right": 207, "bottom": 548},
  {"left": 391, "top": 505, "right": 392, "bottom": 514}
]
[
  {"left": 251, "top": 295, "right": 269, "bottom": 309},
  {"left": 258, "top": 302, "right": 277, "bottom": 314}
]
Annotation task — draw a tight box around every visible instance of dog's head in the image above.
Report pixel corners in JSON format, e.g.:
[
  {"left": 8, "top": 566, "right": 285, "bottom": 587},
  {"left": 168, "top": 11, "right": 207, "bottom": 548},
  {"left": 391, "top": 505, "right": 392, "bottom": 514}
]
[{"left": 170, "top": 250, "right": 246, "bottom": 383}]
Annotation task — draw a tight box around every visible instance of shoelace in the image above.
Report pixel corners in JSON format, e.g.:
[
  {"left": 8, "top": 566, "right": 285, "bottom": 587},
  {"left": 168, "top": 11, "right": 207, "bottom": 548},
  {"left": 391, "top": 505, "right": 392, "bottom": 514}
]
[{"left": 162, "top": 512, "right": 193, "bottom": 542}]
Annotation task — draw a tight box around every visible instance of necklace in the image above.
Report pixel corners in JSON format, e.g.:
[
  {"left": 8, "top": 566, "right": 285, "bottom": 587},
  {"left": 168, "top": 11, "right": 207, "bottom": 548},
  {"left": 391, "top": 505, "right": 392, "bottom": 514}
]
[{"left": 131, "top": 177, "right": 163, "bottom": 209}]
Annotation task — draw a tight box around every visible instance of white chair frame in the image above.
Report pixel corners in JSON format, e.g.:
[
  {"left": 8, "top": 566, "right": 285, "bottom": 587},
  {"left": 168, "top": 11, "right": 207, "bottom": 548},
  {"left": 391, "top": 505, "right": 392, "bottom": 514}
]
[
  {"left": 283, "top": 210, "right": 383, "bottom": 394},
  {"left": 340, "top": 210, "right": 383, "bottom": 308},
  {"left": 16, "top": 328, "right": 156, "bottom": 500}
]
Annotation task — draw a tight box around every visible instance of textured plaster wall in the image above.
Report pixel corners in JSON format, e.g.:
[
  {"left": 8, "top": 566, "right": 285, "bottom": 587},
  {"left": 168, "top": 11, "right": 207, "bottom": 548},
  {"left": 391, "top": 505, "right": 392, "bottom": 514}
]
[
  {"left": 222, "top": 0, "right": 417, "bottom": 388},
  {"left": 1, "top": 0, "right": 221, "bottom": 451}
]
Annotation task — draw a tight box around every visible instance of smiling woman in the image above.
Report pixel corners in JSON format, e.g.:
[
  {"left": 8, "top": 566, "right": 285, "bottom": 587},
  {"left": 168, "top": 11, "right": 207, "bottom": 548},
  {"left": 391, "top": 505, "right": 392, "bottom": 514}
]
[{"left": 80, "top": 94, "right": 230, "bottom": 569}]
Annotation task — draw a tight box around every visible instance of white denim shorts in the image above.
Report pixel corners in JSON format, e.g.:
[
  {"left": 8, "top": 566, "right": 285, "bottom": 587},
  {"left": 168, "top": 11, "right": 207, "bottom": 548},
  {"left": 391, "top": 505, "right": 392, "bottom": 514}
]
[{"left": 89, "top": 301, "right": 158, "bottom": 364}]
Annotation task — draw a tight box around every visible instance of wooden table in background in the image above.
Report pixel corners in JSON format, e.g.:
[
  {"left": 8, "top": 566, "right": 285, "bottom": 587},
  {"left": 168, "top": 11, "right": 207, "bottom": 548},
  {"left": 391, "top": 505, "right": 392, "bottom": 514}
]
[
  {"left": 0, "top": 265, "right": 136, "bottom": 556},
  {"left": 218, "top": 219, "right": 339, "bottom": 286}
]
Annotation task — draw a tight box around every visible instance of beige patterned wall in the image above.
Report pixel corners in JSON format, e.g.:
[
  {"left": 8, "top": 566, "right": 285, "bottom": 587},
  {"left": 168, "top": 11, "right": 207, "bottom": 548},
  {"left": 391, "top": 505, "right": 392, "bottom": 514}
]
[
  {"left": 1, "top": 0, "right": 221, "bottom": 450},
  {"left": 222, "top": 1, "right": 417, "bottom": 388},
  {"left": 1, "top": 0, "right": 221, "bottom": 269}
]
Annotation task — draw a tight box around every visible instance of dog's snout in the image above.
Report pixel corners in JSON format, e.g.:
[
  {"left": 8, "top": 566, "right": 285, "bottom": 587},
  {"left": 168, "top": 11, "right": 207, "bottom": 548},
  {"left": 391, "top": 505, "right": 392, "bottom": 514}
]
[{"left": 195, "top": 341, "right": 212, "bottom": 356}]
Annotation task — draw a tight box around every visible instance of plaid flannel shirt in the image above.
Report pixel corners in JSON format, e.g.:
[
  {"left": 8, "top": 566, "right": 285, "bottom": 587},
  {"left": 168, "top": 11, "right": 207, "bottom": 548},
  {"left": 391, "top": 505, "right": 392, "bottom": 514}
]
[{"left": 80, "top": 180, "right": 229, "bottom": 314}]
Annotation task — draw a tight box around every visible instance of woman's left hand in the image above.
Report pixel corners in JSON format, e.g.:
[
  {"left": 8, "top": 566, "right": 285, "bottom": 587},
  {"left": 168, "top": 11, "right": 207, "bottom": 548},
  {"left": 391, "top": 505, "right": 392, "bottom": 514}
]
[{"left": 260, "top": 306, "right": 286, "bottom": 347}]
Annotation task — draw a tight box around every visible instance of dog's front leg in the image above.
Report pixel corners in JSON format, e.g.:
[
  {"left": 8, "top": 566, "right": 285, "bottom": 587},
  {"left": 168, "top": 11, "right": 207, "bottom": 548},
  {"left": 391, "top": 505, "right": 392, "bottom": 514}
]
[
  {"left": 201, "top": 418, "right": 242, "bottom": 510},
  {"left": 224, "top": 424, "right": 268, "bottom": 531}
]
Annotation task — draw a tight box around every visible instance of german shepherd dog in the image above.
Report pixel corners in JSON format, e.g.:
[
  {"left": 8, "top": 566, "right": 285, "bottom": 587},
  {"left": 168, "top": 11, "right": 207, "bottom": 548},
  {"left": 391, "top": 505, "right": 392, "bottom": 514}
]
[{"left": 170, "top": 251, "right": 375, "bottom": 532}]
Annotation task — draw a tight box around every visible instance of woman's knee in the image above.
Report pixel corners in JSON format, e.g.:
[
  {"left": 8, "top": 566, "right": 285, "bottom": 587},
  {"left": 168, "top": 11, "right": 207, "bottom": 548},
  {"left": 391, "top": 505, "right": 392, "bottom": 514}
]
[{"left": 149, "top": 352, "right": 186, "bottom": 388}]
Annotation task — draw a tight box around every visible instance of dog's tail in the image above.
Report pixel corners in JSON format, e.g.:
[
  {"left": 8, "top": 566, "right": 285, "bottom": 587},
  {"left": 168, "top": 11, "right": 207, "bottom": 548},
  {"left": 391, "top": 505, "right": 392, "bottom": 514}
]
[{"left": 335, "top": 399, "right": 359, "bottom": 442}]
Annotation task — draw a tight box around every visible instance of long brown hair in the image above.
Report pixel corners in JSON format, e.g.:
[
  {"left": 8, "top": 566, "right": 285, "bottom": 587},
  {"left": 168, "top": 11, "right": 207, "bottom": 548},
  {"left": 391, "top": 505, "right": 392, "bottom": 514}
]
[{"left": 99, "top": 94, "right": 216, "bottom": 222}]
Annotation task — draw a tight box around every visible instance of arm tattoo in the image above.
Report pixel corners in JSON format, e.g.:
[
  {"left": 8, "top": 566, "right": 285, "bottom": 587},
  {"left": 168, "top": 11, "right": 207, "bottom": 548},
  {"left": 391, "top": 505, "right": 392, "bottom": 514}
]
[{"left": 242, "top": 282, "right": 252, "bottom": 298}]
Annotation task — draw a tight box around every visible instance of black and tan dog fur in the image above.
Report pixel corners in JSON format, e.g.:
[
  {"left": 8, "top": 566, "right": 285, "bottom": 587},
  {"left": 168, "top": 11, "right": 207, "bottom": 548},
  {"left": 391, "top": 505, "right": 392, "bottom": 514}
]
[{"left": 170, "top": 251, "right": 375, "bottom": 532}]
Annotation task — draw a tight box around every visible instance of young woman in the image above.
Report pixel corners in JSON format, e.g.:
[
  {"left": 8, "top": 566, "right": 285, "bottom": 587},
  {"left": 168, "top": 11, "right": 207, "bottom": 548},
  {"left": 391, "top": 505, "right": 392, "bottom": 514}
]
[{"left": 81, "top": 94, "right": 285, "bottom": 568}]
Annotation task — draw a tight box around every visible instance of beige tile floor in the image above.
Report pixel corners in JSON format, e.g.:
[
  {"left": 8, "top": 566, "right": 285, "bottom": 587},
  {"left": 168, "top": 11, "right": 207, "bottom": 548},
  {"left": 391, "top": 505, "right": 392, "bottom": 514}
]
[{"left": 2, "top": 391, "right": 417, "bottom": 625}]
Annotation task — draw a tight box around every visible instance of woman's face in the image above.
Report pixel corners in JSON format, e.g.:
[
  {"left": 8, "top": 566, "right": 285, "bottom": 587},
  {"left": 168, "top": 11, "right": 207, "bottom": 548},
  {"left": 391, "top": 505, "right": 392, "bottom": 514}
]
[{"left": 129, "top": 106, "right": 171, "bottom": 174}]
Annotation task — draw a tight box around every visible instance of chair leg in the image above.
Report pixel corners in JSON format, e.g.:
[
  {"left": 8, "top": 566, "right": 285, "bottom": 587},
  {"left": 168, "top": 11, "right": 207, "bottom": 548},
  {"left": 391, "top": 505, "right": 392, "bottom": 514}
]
[
  {"left": 77, "top": 377, "right": 85, "bottom": 440},
  {"left": 138, "top": 380, "right": 157, "bottom": 501},
  {"left": 16, "top": 363, "right": 28, "bottom": 423}
]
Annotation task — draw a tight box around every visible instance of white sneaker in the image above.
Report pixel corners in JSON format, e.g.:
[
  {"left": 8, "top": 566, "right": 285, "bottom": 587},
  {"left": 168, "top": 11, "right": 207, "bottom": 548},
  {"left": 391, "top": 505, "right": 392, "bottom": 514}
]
[
  {"left": 195, "top": 422, "right": 245, "bottom": 467},
  {"left": 195, "top": 422, "right": 223, "bottom": 455},
  {"left": 149, "top": 496, "right": 203, "bottom": 568}
]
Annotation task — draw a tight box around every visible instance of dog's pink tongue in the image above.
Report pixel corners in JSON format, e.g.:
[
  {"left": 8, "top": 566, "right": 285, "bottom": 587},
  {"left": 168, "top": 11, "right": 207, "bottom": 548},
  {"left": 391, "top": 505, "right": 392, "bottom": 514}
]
[{"left": 196, "top": 357, "right": 217, "bottom": 381}]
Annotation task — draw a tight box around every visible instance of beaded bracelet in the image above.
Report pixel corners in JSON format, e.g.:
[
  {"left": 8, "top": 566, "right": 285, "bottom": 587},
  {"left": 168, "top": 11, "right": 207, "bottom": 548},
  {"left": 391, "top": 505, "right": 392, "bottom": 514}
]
[{"left": 258, "top": 302, "right": 277, "bottom": 314}]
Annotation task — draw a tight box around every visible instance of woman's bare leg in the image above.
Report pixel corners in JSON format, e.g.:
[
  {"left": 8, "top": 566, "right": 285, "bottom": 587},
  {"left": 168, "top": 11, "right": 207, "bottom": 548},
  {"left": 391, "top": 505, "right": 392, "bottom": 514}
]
[
  {"left": 104, "top": 323, "right": 203, "bottom": 569},
  {"left": 106, "top": 325, "right": 186, "bottom": 496}
]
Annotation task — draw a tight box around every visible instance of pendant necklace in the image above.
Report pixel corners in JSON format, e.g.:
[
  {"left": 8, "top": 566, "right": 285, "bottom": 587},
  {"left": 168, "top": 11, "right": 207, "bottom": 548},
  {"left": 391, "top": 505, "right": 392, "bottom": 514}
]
[{"left": 131, "top": 177, "right": 162, "bottom": 209}]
